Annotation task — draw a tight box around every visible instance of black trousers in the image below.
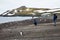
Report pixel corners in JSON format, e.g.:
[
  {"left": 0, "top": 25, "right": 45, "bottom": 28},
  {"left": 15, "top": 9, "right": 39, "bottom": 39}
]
[{"left": 34, "top": 22, "right": 37, "bottom": 26}]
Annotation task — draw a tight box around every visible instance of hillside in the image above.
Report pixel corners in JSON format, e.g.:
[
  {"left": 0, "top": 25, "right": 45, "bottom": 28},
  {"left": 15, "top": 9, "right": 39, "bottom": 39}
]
[
  {"left": 1, "top": 6, "right": 51, "bottom": 16},
  {"left": 0, "top": 6, "right": 60, "bottom": 17}
]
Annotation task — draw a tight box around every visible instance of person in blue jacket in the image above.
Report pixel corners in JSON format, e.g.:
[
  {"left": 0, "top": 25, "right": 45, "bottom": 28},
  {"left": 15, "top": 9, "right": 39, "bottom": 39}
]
[{"left": 53, "top": 14, "right": 57, "bottom": 26}]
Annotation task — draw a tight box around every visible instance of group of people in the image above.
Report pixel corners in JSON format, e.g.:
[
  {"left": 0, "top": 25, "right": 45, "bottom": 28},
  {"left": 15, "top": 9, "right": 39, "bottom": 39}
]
[{"left": 33, "top": 14, "right": 57, "bottom": 26}]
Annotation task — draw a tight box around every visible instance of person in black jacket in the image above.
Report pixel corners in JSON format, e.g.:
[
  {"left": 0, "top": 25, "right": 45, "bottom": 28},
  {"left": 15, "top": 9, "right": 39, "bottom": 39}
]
[
  {"left": 53, "top": 14, "right": 57, "bottom": 26},
  {"left": 33, "top": 19, "right": 37, "bottom": 26}
]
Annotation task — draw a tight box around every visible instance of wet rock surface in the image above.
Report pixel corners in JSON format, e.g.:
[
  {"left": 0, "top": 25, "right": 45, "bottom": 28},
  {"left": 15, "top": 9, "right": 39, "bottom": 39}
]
[{"left": 0, "top": 19, "right": 60, "bottom": 40}]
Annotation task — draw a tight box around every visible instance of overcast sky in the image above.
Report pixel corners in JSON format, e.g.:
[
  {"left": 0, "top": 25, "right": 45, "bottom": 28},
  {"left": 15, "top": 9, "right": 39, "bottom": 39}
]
[{"left": 0, "top": 0, "right": 60, "bottom": 14}]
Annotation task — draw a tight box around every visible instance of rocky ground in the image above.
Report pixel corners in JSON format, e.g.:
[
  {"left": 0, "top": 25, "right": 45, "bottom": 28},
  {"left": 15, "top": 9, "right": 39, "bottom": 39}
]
[{"left": 0, "top": 18, "right": 60, "bottom": 40}]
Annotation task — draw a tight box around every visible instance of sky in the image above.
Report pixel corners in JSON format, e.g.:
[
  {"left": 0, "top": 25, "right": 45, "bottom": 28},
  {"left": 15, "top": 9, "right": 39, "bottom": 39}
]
[{"left": 0, "top": 0, "right": 60, "bottom": 14}]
